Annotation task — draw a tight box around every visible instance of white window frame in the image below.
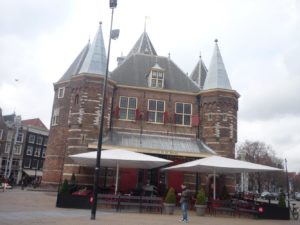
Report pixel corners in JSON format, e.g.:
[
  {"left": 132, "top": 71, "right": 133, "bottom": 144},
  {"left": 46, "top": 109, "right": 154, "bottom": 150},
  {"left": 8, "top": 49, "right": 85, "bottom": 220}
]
[
  {"left": 14, "top": 144, "right": 22, "bottom": 155},
  {"left": 24, "top": 158, "right": 31, "bottom": 168},
  {"left": 58, "top": 87, "right": 65, "bottom": 98},
  {"left": 36, "top": 136, "right": 43, "bottom": 145},
  {"left": 149, "top": 70, "right": 164, "bottom": 88},
  {"left": 5, "top": 143, "right": 11, "bottom": 153},
  {"left": 28, "top": 134, "right": 35, "bottom": 144},
  {"left": 26, "top": 146, "right": 34, "bottom": 156},
  {"left": 119, "top": 96, "right": 137, "bottom": 121},
  {"left": 43, "top": 137, "right": 48, "bottom": 146},
  {"left": 34, "top": 147, "right": 41, "bottom": 157},
  {"left": 175, "top": 102, "right": 192, "bottom": 126},
  {"left": 51, "top": 108, "right": 59, "bottom": 126},
  {"left": 32, "top": 159, "right": 38, "bottom": 169},
  {"left": 7, "top": 130, "right": 13, "bottom": 141},
  {"left": 42, "top": 149, "right": 46, "bottom": 158},
  {"left": 0, "top": 129, "right": 3, "bottom": 140},
  {"left": 147, "top": 99, "right": 165, "bottom": 124},
  {"left": 16, "top": 132, "right": 24, "bottom": 143}
]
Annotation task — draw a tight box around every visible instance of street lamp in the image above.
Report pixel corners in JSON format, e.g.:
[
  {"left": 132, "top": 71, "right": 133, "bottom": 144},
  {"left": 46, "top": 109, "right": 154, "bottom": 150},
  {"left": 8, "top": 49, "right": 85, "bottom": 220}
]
[{"left": 90, "top": 0, "right": 119, "bottom": 220}]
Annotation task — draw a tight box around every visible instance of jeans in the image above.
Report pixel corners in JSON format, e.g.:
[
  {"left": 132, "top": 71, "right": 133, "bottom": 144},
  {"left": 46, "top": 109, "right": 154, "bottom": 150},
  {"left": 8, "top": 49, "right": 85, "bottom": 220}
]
[{"left": 181, "top": 201, "right": 188, "bottom": 221}]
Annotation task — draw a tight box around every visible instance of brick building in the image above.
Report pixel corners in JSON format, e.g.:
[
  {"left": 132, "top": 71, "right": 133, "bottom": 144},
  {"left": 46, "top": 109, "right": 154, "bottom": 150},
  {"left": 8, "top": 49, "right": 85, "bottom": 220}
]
[
  {"left": 42, "top": 23, "right": 239, "bottom": 196},
  {"left": 0, "top": 109, "right": 48, "bottom": 185}
]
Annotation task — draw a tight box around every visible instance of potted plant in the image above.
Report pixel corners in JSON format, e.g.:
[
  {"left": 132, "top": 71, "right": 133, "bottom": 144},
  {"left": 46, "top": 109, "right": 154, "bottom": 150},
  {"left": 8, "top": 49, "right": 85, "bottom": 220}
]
[
  {"left": 163, "top": 187, "right": 176, "bottom": 214},
  {"left": 195, "top": 188, "right": 207, "bottom": 216}
]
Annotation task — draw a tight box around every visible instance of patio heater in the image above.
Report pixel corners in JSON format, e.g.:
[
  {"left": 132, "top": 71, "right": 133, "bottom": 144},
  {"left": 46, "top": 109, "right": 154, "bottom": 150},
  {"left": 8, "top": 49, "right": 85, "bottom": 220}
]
[{"left": 90, "top": 0, "right": 119, "bottom": 220}]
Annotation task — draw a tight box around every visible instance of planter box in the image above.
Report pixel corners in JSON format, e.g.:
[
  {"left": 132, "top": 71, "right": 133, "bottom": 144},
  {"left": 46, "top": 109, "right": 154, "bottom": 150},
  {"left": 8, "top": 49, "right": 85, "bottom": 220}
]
[
  {"left": 163, "top": 203, "right": 175, "bottom": 215},
  {"left": 56, "top": 193, "right": 92, "bottom": 209},
  {"left": 257, "top": 203, "right": 290, "bottom": 220}
]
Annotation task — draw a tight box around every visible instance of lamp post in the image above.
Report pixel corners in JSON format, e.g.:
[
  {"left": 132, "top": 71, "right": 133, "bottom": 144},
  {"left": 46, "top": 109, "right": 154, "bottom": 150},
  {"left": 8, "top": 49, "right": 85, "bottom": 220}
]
[
  {"left": 90, "top": 0, "right": 118, "bottom": 220},
  {"left": 285, "top": 159, "right": 290, "bottom": 208}
]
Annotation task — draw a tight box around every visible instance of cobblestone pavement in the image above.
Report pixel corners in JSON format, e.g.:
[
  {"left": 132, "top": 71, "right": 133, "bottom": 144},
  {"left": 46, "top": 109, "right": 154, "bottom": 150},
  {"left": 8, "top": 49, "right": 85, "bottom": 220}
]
[{"left": 0, "top": 188, "right": 299, "bottom": 225}]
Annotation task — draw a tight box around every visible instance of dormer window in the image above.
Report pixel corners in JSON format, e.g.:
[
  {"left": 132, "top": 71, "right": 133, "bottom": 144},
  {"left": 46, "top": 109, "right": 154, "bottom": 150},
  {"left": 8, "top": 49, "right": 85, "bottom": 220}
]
[{"left": 148, "top": 63, "right": 164, "bottom": 88}]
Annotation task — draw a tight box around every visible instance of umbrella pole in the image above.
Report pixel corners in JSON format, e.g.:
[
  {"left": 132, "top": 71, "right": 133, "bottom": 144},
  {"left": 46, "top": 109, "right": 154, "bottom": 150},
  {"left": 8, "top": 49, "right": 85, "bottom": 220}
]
[
  {"left": 213, "top": 169, "right": 216, "bottom": 200},
  {"left": 115, "top": 162, "right": 119, "bottom": 195}
]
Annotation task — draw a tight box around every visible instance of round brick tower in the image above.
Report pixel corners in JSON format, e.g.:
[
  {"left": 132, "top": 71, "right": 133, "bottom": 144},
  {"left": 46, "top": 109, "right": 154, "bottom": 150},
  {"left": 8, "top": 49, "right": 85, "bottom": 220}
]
[{"left": 42, "top": 23, "right": 113, "bottom": 187}]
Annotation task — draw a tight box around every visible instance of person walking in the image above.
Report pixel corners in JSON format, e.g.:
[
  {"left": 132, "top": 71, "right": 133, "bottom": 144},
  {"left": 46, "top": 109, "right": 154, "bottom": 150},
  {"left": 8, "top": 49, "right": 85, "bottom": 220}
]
[{"left": 179, "top": 184, "right": 190, "bottom": 223}]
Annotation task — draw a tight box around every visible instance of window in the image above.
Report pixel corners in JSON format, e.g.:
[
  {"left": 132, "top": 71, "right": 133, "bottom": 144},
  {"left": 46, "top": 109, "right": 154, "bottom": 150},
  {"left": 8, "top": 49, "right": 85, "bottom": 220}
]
[
  {"left": 14, "top": 144, "right": 22, "bottom": 155},
  {"left": 32, "top": 159, "right": 38, "bottom": 169},
  {"left": 43, "top": 137, "right": 48, "bottom": 146},
  {"left": 34, "top": 147, "right": 41, "bottom": 157},
  {"left": 175, "top": 103, "right": 192, "bottom": 126},
  {"left": 51, "top": 108, "right": 59, "bottom": 126},
  {"left": 12, "top": 159, "right": 19, "bottom": 167},
  {"left": 26, "top": 146, "right": 34, "bottom": 156},
  {"left": 0, "top": 129, "right": 3, "bottom": 140},
  {"left": 81, "top": 134, "right": 86, "bottom": 144},
  {"left": 16, "top": 132, "right": 23, "bottom": 143},
  {"left": 24, "top": 158, "right": 31, "bottom": 168},
  {"left": 222, "top": 113, "right": 228, "bottom": 121},
  {"left": 208, "top": 113, "right": 213, "bottom": 121},
  {"left": 5, "top": 143, "right": 11, "bottom": 153},
  {"left": 42, "top": 149, "right": 46, "bottom": 158},
  {"left": 74, "top": 94, "right": 79, "bottom": 105},
  {"left": 28, "top": 134, "right": 35, "bottom": 144},
  {"left": 7, "top": 131, "right": 13, "bottom": 141},
  {"left": 149, "top": 70, "right": 164, "bottom": 88},
  {"left": 148, "top": 100, "right": 165, "bottom": 123},
  {"left": 119, "top": 96, "right": 137, "bottom": 120},
  {"left": 36, "top": 136, "right": 43, "bottom": 145},
  {"left": 58, "top": 87, "right": 65, "bottom": 98}
]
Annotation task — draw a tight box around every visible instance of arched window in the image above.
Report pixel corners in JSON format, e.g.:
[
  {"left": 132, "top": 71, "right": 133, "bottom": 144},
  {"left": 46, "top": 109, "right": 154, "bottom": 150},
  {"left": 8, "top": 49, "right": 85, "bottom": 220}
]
[{"left": 74, "top": 94, "right": 79, "bottom": 105}]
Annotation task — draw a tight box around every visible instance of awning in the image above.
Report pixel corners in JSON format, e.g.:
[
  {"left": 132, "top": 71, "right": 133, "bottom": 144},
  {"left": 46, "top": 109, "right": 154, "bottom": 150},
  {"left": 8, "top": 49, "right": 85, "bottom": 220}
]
[{"left": 23, "top": 169, "right": 43, "bottom": 177}]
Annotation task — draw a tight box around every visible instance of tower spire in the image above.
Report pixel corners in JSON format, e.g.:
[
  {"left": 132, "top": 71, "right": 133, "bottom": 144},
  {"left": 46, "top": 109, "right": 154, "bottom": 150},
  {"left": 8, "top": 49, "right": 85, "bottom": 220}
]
[{"left": 203, "top": 39, "right": 232, "bottom": 90}]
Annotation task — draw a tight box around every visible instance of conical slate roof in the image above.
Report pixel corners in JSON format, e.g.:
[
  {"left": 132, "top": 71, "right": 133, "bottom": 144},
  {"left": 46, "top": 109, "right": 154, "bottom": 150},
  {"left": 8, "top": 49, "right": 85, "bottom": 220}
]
[
  {"left": 203, "top": 40, "right": 232, "bottom": 90},
  {"left": 127, "top": 32, "right": 157, "bottom": 57},
  {"left": 190, "top": 55, "right": 208, "bottom": 90},
  {"left": 57, "top": 23, "right": 107, "bottom": 83}
]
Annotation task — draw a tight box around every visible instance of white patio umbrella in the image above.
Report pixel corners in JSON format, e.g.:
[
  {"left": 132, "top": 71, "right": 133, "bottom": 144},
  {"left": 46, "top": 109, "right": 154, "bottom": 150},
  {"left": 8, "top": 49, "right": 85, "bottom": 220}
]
[
  {"left": 70, "top": 149, "right": 172, "bottom": 194},
  {"left": 162, "top": 155, "right": 282, "bottom": 199}
]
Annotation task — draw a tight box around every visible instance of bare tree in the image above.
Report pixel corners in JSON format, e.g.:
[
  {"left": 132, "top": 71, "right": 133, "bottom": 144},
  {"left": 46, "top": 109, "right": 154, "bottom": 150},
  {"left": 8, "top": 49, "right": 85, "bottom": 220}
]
[{"left": 236, "top": 140, "right": 284, "bottom": 193}]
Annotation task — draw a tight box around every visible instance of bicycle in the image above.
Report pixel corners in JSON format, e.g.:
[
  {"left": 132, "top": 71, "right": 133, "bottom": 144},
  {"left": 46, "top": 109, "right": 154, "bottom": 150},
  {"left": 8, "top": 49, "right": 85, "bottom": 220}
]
[{"left": 290, "top": 203, "right": 299, "bottom": 220}]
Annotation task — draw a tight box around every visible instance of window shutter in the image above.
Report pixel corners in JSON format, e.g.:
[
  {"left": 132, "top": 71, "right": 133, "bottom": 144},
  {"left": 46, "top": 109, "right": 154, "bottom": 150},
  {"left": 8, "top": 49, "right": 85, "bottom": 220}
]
[
  {"left": 163, "top": 112, "right": 168, "bottom": 124},
  {"left": 115, "top": 106, "right": 120, "bottom": 118},
  {"left": 135, "top": 109, "right": 141, "bottom": 120}
]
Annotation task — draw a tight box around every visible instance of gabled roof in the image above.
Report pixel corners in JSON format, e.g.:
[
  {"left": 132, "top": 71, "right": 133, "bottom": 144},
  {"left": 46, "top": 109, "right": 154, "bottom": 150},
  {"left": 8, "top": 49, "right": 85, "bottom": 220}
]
[
  {"left": 190, "top": 56, "right": 208, "bottom": 90},
  {"left": 56, "top": 23, "right": 107, "bottom": 83},
  {"left": 110, "top": 54, "right": 200, "bottom": 93},
  {"left": 203, "top": 40, "right": 232, "bottom": 90},
  {"left": 22, "top": 118, "right": 48, "bottom": 131},
  {"left": 127, "top": 32, "right": 157, "bottom": 57}
]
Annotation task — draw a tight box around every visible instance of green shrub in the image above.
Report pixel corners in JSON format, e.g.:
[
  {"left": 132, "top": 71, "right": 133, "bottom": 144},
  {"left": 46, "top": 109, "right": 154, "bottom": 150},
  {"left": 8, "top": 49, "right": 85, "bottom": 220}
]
[
  {"left": 164, "top": 187, "right": 176, "bottom": 204},
  {"left": 196, "top": 188, "right": 207, "bottom": 205},
  {"left": 59, "top": 179, "right": 69, "bottom": 194},
  {"left": 278, "top": 190, "right": 286, "bottom": 208}
]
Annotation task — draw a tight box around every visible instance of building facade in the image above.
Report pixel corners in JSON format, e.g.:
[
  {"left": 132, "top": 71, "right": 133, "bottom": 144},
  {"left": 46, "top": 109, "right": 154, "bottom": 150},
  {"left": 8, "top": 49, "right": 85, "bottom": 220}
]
[
  {"left": 0, "top": 109, "right": 49, "bottom": 185},
  {"left": 42, "top": 23, "right": 239, "bottom": 196}
]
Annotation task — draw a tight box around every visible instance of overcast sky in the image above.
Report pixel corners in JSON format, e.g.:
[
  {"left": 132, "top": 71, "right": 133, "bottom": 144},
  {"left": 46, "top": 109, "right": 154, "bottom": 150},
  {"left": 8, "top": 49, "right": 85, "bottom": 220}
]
[{"left": 0, "top": 0, "right": 299, "bottom": 172}]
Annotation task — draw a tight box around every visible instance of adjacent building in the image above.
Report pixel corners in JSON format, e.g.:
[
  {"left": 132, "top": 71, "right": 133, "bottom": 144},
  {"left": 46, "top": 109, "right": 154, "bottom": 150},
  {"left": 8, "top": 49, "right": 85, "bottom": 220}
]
[
  {"left": 42, "top": 23, "right": 239, "bottom": 197},
  {"left": 0, "top": 109, "right": 49, "bottom": 185}
]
